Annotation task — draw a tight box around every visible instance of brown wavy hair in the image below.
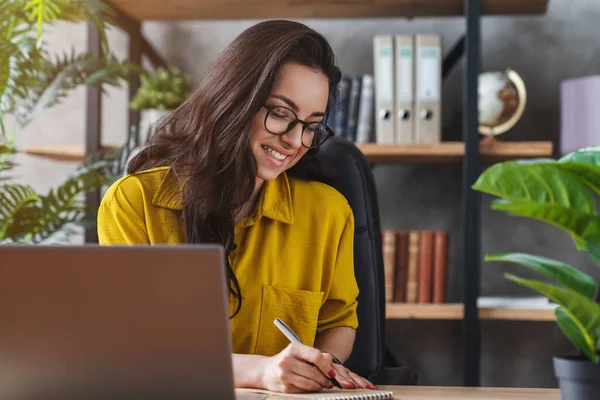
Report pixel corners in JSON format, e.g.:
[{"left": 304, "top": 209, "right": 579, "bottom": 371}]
[{"left": 128, "top": 20, "right": 341, "bottom": 317}]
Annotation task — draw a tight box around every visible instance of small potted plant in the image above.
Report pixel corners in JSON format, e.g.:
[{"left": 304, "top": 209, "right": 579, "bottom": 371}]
[
  {"left": 129, "top": 66, "right": 192, "bottom": 145},
  {"left": 473, "top": 146, "right": 600, "bottom": 400}
]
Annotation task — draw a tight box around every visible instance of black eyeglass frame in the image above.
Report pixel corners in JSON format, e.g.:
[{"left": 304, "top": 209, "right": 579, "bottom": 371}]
[{"left": 262, "top": 104, "right": 334, "bottom": 149}]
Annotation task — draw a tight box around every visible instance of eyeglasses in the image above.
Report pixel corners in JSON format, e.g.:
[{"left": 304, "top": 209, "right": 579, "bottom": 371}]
[{"left": 262, "top": 105, "right": 333, "bottom": 149}]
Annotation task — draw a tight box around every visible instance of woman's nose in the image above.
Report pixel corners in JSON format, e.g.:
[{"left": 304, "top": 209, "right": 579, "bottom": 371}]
[{"left": 281, "top": 122, "right": 304, "bottom": 149}]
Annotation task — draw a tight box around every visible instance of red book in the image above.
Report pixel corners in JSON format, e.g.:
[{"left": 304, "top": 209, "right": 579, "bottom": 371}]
[
  {"left": 418, "top": 231, "right": 434, "bottom": 303},
  {"left": 433, "top": 231, "right": 449, "bottom": 304},
  {"left": 405, "top": 231, "right": 420, "bottom": 304},
  {"left": 393, "top": 231, "right": 409, "bottom": 303}
]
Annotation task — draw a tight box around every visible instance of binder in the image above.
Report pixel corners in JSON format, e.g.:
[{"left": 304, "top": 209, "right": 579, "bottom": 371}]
[
  {"left": 345, "top": 75, "right": 362, "bottom": 142},
  {"left": 373, "top": 35, "right": 395, "bottom": 144},
  {"left": 394, "top": 35, "right": 414, "bottom": 144},
  {"left": 414, "top": 34, "right": 442, "bottom": 143},
  {"left": 333, "top": 76, "right": 351, "bottom": 137},
  {"left": 355, "top": 74, "right": 374, "bottom": 144}
]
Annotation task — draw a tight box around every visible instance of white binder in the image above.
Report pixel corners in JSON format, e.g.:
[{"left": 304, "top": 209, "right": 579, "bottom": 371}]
[
  {"left": 415, "top": 34, "right": 442, "bottom": 143},
  {"left": 394, "top": 35, "right": 414, "bottom": 144},
  {"left": 373, "top": 35, "right": 395, "bottom": 144}
]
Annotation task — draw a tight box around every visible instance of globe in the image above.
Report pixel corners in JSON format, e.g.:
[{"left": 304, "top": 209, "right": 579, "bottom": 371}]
[{"left": 478, "top": 68, "right": 527, "bottom": 136}]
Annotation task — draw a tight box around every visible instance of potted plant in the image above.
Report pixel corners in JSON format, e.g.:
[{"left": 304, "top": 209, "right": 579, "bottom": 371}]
[
  {"left": 129, "top": 66, "right": 192, "bottom": 145},
  {"left": 472, "top": 146, "right": 600, "bottom": 400},
  {"left": 0, "top": 0, "right": 143, "bottom": 243}
]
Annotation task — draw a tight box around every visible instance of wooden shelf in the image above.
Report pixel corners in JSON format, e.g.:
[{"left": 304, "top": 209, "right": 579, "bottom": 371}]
[
  {"left": 386, "top": 303, "right": 557, "bottom": 321},
  {"left": 24, "top": 140, "right": 554, "bottom": 163},
  {"left": 24, "top": 144, "right": 121, "bottom": 162},
  {"left": 109, "top": 0, "right": 549, "bottom": 21},
  {"left": 357, "top": 140, "right": 554, "bottom": 164}
]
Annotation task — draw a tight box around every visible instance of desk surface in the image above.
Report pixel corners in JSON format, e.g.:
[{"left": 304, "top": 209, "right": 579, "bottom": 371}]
[{"left": 237, "top": 385, "right": 561, "bottom": 399}]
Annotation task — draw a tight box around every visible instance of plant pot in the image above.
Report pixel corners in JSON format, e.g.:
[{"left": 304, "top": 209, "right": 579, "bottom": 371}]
[{"left": 553, "top": 355, "right": 600, "bottom": 400}]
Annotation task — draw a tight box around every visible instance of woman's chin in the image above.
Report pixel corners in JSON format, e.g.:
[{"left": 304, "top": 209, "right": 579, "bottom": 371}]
[{"left": 257, "top": 168, "right": 281, "bottom": 182}]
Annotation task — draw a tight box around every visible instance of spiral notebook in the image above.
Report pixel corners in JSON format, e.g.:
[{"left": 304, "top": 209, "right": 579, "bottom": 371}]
[{"left": 236, "top": 388, "right": 394, "bottom": 399}]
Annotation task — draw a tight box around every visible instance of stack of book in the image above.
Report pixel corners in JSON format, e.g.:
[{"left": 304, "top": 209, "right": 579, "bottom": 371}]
[
  {"left": 328, "top": 74, "right": 375, "bottom": 144},
  {"left": 382, "top": 230, "right": 449, "bottom": 304}
]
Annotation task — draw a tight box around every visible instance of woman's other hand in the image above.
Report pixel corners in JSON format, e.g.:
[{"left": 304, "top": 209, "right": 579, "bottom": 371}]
[
  {"left": 326, "top": 357, "right": 377, "bottom": 390},
  {"left": 258, "top": 343, "right": 336, "bottom": 393}
]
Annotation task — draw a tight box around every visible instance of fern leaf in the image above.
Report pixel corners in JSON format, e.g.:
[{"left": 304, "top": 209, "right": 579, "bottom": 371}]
[
  {"left": 22, "top": 0, "right": 70, "bottom": 47},
  {"left": 0, "top": 31, "right": 44, "bottom": 121},
  {"left": 0, "top": 183, "right": 41, "bottom": 242},
  {"left": 33, "top": 163, "right": 110, "bottom": 242},
  {"left": 58, "top": 0, "right": 116, "bottom": 55},
  {"left": 13, "top": 50, "right": 142, "bottom": 127}
]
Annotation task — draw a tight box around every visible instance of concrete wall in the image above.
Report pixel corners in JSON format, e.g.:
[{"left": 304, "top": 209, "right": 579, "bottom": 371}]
[{"left": 10, "top": 0, "right": 600, "bottom": 388}]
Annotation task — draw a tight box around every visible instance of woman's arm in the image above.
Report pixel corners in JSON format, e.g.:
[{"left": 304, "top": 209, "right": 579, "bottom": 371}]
[
  {"left": 232, "top": 354, "right": 268, "bottom": 388},
  {"left": 313, "top": 326, "right": 355, "bottom": 363}
]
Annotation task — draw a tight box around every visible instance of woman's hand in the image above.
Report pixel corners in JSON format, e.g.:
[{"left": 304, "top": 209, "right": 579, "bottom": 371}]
[
  {"left": 257, "top": 343, "right": 337, "bottom": 393},
  {"left": 327, "top": 359, "right": 378, "bottom": 390}
]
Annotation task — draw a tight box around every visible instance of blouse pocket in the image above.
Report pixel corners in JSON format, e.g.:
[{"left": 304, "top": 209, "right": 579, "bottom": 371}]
[{"left": 254, "top": 284, "right": 324, "bottom": 357}]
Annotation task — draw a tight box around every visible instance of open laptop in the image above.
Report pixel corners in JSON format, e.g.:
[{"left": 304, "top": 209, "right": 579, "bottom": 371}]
[{"left": 0, "top": 245, "right": 238, "bottom": 400}]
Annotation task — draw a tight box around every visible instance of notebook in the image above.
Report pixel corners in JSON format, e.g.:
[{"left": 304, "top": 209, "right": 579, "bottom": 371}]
[{"left": 235, "top": 388, "right": 394, "bottom": 399}]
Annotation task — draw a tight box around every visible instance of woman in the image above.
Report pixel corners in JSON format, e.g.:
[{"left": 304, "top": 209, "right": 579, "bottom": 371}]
[{"left": 98, "top": 20, "right": 375, "bottom": 393}]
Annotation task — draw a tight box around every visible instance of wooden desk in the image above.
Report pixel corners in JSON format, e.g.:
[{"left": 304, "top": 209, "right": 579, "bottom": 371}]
[{"left": 236, "top": 385, "right": 561, "bottom": 399}]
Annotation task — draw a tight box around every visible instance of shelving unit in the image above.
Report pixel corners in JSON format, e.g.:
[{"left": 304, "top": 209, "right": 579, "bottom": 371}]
[{"left": 77, "top": 0, "right": 550, "bottom": 388}]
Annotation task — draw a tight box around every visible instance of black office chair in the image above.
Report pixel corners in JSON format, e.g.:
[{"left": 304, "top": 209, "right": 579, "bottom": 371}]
[{"left": 314, "top": 136, "right": 418, "bottom": 386}]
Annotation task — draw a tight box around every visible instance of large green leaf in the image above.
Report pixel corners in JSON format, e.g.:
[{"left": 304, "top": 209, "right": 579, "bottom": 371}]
[
  {"left": 560, "top": 146, "right": 600, "bottom": 166},
  {"left": 491, "top": 200, "right": 600, "bottom": 249},
  {"left": 505, "top": 274, "right": 600, "bottom": 362},
  {"left": 486, "top": 253, "right": 598, "bottom": 299},
  {"left": 473, "top": 160, "right": 596, "bottom": 213},
  {"left": 555, "top": 307, "right": 598, "bottom": 363},
  {"left": 554, "top": 147, "right": 600, "bottom": 195},
  {"left": 586, "top": 240, "right": 600, "bottom": 270}
]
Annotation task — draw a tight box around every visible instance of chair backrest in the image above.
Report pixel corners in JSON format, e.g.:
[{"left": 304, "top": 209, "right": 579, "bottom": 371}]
[{"left": 314, "top": 136, "right": 386, "bottom": 381}]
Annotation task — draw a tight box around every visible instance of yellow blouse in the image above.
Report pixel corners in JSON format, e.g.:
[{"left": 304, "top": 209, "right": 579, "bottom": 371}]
[{"left": 97, "top": 166, "right": 359, "bottom": 356}]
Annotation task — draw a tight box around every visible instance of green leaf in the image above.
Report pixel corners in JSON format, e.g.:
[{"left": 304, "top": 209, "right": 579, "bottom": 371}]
[
  {"left": 23, "top": 0, "right": 70, "bottom": 47},
  {"left": 586, "top": 240, "right": 600, "bottom": 269},
  {"left": 490, "top": 200, "right": 600, "bottom": 249},
  {"left": 555, "top": 307, "right": 598, "bottom": 363},
  {"left": 486, "top": 253, "right": 598, "bottom": 299},
  {"left": 560, "top": 146, "right": 600, "bottom": 166},
  {"left": 13, "top": 50, "right": 140, "bottom": 128},
  {"left": 58, "top": 0, "right": 116, "bottom": 55},
  {"left": 505, "top": 273, "right": 600, "bottom": 362},
  {"left": 0, "top": 183, "right": 41, "bottom": 242},
  {"left": 473, "top": 160, "right": 596, "bottom": 213}
]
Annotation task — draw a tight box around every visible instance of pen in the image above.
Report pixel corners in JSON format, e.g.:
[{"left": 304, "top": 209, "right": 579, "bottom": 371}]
[{"left": 274, "top": 318, "right": 342, "bottom": 389}]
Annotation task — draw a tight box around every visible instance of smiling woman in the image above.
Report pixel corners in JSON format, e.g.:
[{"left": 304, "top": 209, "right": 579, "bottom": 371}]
[{"left": 96, "top": 20, "right": 376, "bottom": 394}]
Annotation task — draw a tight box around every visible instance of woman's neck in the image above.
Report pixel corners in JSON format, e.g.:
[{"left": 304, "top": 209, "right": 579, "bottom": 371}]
[{"left": 234, "top": 177, "right": 264, "bottom": 225}]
